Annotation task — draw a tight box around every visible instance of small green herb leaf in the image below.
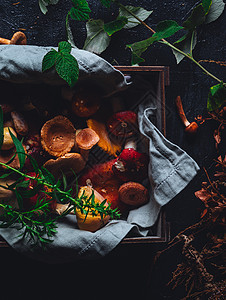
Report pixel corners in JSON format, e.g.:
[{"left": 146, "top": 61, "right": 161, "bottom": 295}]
[
  {"left": 99, "top": 0, "right": 112, "bottom": 8},
  {"left": 207, "top": 83, "right": 226, "bottom": 111},
  {"left": 84, "top": 19, "right": 111, "bottom": 54},
  {"left": 69, "top": 0, "right": 91, "bottom": 21},
  {"left": 8, "top": 128, "right": 26, "bottom": 169},
  {"left": 42, "top": 49, "right": 57, "bottom": 72},
  {"left": 0, "top": 106, "right": 3, "bottom": 149},
  {"left": 104, "top": 16, "right": 128, "bottom": 36},
  {"left": 118, "top": 5, "right": 153, "bottom": 29}
]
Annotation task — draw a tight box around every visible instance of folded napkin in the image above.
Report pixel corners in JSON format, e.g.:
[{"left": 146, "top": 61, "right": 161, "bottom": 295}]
[{"left": 0, "top": 45, "right": 199, "bottom": 263}]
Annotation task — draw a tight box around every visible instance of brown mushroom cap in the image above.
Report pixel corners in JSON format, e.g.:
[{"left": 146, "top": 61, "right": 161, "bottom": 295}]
[
  {"left": 43, "top": 153, "right": 86, "bottom": 178},
  {"left": 75, "top": 128, "right": 100, "bottom": 150},
  {"left": 118, "top": 182, "right": 148, "bottom": 206},
  {"left": 41, "top": 116, "right": 76, "bottom": 157},
  {"left": 10, "top": 31, "right": 27, "bottom": 45}
]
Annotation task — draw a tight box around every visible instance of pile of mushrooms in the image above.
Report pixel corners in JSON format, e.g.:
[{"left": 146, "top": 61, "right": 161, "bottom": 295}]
[
  {"left": 0, "top": 104, "right": 29, "bottom": 170},
  {"left": 41, "top": 115, "right": 99, "bottom": 178}
]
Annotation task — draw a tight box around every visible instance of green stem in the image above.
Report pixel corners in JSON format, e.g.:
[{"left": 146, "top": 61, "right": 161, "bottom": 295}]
[{"left": 116, "top": 1, "right": 224, "bottom": 84}]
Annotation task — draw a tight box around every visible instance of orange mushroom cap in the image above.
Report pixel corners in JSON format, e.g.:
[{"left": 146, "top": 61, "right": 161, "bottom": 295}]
[
  {"left": 76, "top": 128, "right": 99, "bottom": 150},
  {"left": 41, "top": 116, "right": 76, "bottom": 157}
]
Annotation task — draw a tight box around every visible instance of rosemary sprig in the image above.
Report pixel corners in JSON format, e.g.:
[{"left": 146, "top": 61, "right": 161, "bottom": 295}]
[{"left": 0, "top": 159, "right": 120, "bottom": 248}]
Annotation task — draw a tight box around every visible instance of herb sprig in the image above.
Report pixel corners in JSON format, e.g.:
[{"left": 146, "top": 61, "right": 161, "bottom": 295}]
[{"left": 0, "top": 159, "right": 121, "bottom": 248}]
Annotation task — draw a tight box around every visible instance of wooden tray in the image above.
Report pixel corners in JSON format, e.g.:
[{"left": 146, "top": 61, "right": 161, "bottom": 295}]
[{"left": 0, "top": 66, "right": 170, "bottom": 247}]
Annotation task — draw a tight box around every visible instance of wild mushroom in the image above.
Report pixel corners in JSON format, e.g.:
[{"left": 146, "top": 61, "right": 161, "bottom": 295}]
[
  {"left": 107, "top": 110, "right": 138, "bottom": 138},
  {"left": 1, "top": 127, "right": 17, "bottom": 150},
  {"left": 118, "top": 182, "right": 148, "bottom": 206},
  {"left": 175, "top": 96, "right": 198, "bottom": 135},
  {"left": 112, "top": 148, "right": 149, "bottom": 183},
  {"left": 108, "top": 111, "right": 149, "bottom": 183},
  {"left": 41, "top": 116, "right": 76, "bottom": 157},
  {"left": 71, "top": 84, "right": 101, "bottom": 118},
  {"left": 0, "top": 31, "right": 27, "bottom": 45},
  {"left": 75, "top": 185, "right": 110, "bottom": 232},
  {"left": 0, "top": 147, "right": 22, "bottom": 169},
  {"left": 11, "top": 111, "right": 29, "bottom": 136},
  {"left": 75, "top": 128, "right": 99, "bottom": 161},
  {"left": 0, "top": 179, "right": 18, "bottom": 215},
  {"left": 43, "top": 153, "right": 86, "bottom": 178},
  {"left": 79, "top": 159, "right": 127, "bottom": 212}
]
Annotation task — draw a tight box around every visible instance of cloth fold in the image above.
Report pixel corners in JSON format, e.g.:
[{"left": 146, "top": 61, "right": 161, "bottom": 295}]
[{"left": 0, "top": 45, "right": 199, "bottom": 262}]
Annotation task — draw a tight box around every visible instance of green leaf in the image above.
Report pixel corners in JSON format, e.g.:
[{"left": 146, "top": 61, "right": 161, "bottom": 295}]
[
  {"left": 39, "top": 0, "right": 59, "bottom": 15},
  {"left": 183, "top": 4, "right": 206, "bottom": 31},
  {"left": 173, "top": 31, "right": 197, "bottom": 64},
  {"left": 118, "top": 5, "right": 153, "bottom": 29},
  {"left": 104, "top": 16, "right": 128, "bottom": 36},
  {"left": 202, "top": 0, "right": 212, "bottom": 14},
  {"left": 42, "top": 41, "right": 79, "bottom": 87},
  {"left": 99, "top": 0, "right": 112, "bottom": 8},
  {"left": 40, "top": 166, "right": 55, "bottom": 185},
  {"left": 127, "top": 37, "right": 156, "bottom": 65},
  {"left": 55, "top": 52, "right": 79, "bottom": 87},
  {"left": 207, "top": 83, "right": 226, "bottom": 111},
  {"left": 69, "top": 0, "right": 91, "bottom": 21},
  {"left": 58, "top": 41, "right": 72, "bottom": 53},
  {"left": 84, "top": 19, "right": 111, "bottom": 54},
  {"left": 205, "top": 0, "right": 225, "bottom": 24},
  {"left": 0, "top": 106, "right": 3, "bottom": 149},
  {"left": 8, "top": 128, "right": 26, "bottom": 169},
  {"left": 42, "top": 49, "right": 57, "bottom": 72},
  {"left": 153, "top": 20, "right": 183, "bottom": 40}
]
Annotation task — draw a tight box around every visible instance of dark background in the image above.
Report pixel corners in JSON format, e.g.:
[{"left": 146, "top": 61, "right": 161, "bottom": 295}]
[{"left": 0, "top": 1, "right": 225, "bottom": 299}]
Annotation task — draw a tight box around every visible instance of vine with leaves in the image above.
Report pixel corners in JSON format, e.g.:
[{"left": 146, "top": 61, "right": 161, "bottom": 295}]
[{"left": 40, "top": 0, "right": 225, "bottom": 112}]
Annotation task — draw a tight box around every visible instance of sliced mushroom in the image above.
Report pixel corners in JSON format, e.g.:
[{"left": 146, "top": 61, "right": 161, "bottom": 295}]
[
  {"left": 43, "top": 153, "right": 86, "bottom": 178},
  {"left": 41, "top": 116, "right": 76, "bottom": 157}
]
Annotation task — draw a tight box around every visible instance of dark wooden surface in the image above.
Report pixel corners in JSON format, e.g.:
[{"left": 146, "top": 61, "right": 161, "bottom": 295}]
[{"left": 0, "top": 1, "right": 225, "bottom": 299}]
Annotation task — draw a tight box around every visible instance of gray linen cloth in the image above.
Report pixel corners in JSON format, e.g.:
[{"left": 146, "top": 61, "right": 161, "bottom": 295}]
[{"left": 0, "top": 45, "right": 199, "bottom": 262}]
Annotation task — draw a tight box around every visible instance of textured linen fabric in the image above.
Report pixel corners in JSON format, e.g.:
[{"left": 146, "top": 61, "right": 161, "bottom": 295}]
[{"left": 0, "top": 45, "right": 199, "bottom": 262}]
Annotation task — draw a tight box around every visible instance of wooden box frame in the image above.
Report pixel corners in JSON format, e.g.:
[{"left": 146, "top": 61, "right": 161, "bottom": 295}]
[
  {"left": 115, "top": 66, "right": 170, "bottom": 244},
  {"left": 0, "top": 66, "right": 170, "bottom": 248}
]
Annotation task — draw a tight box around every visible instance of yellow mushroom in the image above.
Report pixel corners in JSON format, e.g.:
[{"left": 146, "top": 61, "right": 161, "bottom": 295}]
[{"left": 76, "top": 186, "right": 110, "bottom": 232}]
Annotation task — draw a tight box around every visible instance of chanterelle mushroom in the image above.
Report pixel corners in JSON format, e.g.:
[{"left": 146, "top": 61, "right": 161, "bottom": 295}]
[
  {"left": 41, "top": 116, "right": 76, "bottom": 157},
  {"left": 43, "top": 153, "right": 86, "bottom": 178}
]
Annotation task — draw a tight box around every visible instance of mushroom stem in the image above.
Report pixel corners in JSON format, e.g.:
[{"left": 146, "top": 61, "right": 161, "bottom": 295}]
[
  {"left": 0, "top": 38, "right": 10, "bottom": 45},
  {"left": 175, "top": 96, "right": 198, "bottom": 135},
  {"left": 0, "top": 32, "right": 27, "bottom": 45},
  {"left": 175, "top": 96, "right": 190, "bottom": 127},
  {"left": 124, "top": 137, "right": 137, "bottom": 150}
]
